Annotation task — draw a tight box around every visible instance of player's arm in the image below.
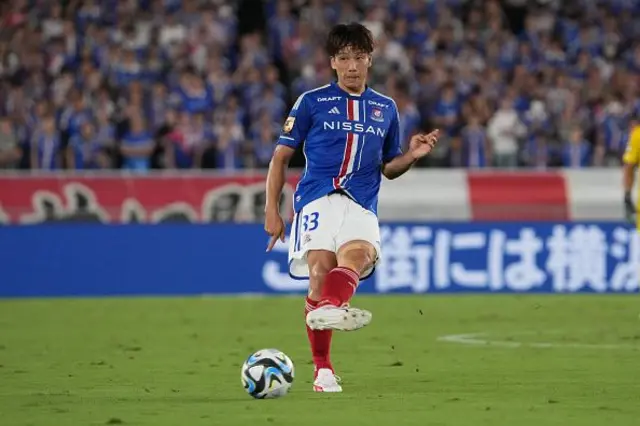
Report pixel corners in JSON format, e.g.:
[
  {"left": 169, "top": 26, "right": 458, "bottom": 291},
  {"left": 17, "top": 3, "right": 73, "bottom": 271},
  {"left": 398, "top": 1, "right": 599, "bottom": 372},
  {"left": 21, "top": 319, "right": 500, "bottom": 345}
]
[
  {"left": 381, "top": 151, "right": 418, "bottom": 180},
  {"left": 265, "top": 144, "right": 295, "bottom": 214},
  {"left": 381, "top": 104, "right": 438, "bottom": 180},
  {"left": 264, "top": 94, "right": 312, "bottom": 251},
  {"left": 622, "top": 128, "right": 639, "bottom": 223}
]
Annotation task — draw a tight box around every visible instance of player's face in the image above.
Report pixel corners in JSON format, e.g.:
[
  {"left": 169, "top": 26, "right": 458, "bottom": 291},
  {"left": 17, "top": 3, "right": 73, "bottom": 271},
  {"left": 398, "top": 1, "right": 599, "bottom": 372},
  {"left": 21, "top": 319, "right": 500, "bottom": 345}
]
[{"left": 331, "top": 47, "right": 371, "bottom": 94}]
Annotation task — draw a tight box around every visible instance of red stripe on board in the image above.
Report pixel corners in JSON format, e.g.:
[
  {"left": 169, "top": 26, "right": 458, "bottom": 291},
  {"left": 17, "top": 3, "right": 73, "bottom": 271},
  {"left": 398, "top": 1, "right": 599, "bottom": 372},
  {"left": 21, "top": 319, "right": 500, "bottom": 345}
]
[
  {"left": 347, "top": 99, "right": 354, "bottom": 121},
  {"left": 333, "top": 133, "right": 355, "bottom": 189},
  {"left": 467, "top": 172, "right": 569, "bottom": 221},
  {"left": 0, "top": 174, "right": 302, "bottom": 223}
]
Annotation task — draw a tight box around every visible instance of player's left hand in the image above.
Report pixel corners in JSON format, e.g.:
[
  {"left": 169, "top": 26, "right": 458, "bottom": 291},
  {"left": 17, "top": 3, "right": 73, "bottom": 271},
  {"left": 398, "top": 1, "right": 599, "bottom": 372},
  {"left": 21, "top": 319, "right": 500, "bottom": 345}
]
[
  {"left": 409, "top": 129, "right": 440, "bottom": 160},
  {"left": 624, "top": 192, "right": 636, "bottom": 224}
]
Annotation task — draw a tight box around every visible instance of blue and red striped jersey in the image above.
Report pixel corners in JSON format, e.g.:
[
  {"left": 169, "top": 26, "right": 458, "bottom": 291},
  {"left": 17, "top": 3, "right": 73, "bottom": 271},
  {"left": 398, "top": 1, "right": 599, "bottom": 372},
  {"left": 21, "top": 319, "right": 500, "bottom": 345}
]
[{"left": 277, "top": 82, "right": 403, "bottom": 215}]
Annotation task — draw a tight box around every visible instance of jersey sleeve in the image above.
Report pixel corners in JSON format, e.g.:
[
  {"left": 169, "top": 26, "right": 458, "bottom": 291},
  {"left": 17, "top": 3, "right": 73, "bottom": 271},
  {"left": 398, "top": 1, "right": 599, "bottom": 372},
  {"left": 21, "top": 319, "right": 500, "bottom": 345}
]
[
  {"left": 382, "top": 102, "right": 403, "bottom": 163},
  {"left": 623, "top": 128, "right": 640, "bottom": 165},
  {"left": 277, "top": 93, "right": 312, "bottom": 149}
]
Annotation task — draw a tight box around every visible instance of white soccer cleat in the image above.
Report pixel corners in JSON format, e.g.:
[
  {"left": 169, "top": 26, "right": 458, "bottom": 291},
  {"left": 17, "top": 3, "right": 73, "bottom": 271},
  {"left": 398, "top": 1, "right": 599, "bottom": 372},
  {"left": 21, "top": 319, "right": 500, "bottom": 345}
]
[
  {"left": 306, "top": 304, "right": 372, "bottom": 331},
  {"left": 313, "top": 368, "right": 343, "bottom": 393}
]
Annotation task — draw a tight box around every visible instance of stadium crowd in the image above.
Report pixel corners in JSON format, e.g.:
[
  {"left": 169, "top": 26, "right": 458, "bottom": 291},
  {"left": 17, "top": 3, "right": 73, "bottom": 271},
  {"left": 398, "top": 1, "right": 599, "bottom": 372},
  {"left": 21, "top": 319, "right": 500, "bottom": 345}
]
[{"left": 0, "top": 0, "right": 639, "bottom": 171}]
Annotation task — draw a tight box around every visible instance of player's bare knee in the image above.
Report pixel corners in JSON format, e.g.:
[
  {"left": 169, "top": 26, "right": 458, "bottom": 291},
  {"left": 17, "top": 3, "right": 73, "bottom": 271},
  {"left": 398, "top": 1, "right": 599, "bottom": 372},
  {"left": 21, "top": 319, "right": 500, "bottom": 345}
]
[
  {"left": 308, "top": 264, "right": 329, "bottom": 299},
  {"left": 307, "top": 250, "right": 337, "bottom": 300},
  {"left": 337, "top": 241, "right": 376, "bottom": 276}
]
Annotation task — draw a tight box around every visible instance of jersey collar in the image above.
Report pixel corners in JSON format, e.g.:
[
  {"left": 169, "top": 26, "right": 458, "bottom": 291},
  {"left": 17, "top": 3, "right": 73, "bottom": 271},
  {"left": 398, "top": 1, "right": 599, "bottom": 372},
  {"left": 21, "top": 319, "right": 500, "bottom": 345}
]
[{"left": 332, "top": 81, "right": 369, "bottom": 98}]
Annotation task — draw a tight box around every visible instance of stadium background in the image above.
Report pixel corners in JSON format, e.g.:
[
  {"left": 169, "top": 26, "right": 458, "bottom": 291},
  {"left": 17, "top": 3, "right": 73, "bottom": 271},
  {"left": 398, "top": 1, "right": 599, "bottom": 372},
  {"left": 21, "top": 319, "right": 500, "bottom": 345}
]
[
  {"left": 1, "top": 2, "right": 639, "bottom": 425},
  {"left": 1, "top": 0, "right": 637, "bottom": 296}
]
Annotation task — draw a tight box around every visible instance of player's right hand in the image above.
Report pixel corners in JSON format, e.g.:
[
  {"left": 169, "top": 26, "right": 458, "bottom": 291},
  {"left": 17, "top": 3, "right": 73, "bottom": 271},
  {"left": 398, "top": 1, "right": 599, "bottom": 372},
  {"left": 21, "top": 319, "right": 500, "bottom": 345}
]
[
  {"left": 265, "top": 208, "right": 286, "bottom": 252},
  {"left": 624, "top": 193, "right": 636, "bottom": 224}
]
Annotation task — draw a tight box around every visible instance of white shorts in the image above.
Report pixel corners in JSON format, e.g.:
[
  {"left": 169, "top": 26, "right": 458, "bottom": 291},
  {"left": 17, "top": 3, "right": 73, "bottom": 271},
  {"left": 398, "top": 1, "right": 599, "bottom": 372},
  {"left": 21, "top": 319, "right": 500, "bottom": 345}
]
[{"left": 288, "top": 193, "right": 381, "bottom": 281}]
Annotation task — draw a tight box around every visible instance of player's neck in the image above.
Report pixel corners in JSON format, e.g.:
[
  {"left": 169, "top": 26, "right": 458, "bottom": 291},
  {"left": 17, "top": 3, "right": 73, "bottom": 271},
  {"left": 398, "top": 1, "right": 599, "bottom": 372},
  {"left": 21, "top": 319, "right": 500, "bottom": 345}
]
[{"left": 337, "top": 81, "right": 366, "bottom": 96}]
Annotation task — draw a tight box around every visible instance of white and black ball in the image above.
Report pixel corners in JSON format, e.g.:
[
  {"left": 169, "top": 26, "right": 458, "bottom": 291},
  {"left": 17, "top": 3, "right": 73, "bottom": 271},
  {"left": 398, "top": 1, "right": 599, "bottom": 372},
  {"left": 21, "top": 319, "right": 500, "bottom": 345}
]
[{"left": 241, "top": 348, "right": 295, "bottom": 399}]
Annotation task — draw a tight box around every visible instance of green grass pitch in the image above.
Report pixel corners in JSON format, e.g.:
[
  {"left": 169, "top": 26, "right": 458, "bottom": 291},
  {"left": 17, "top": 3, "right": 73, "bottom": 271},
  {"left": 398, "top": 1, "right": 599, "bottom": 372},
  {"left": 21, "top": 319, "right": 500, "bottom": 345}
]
[{"left": 1, "top": 295, "right": 639, "bottom": 426}]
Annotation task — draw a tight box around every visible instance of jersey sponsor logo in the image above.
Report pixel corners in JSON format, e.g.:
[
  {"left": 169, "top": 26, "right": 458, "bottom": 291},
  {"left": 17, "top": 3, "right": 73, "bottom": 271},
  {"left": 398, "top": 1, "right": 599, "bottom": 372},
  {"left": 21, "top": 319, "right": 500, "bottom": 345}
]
[
  {"left": 317, "top": 96, "right": 342, "bottom": 102},
  {"left": 323, "top": 121, "right": 386, "bottom": 137},
  {"left": 283, "top": 116, "right": 295, "bottom": 134},
  {"left": 368, "top": 100, "right": 389, "bottom": 108},
  {"left": 371, "top": 108, "right": 384, "bottom": 122}
]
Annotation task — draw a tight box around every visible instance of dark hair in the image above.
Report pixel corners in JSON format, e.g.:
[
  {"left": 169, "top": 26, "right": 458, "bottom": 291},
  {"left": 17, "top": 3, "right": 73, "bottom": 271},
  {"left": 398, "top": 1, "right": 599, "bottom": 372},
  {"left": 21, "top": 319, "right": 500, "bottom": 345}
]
[{"left": 325, "top": 22, "right": 374, "bottom": 57}]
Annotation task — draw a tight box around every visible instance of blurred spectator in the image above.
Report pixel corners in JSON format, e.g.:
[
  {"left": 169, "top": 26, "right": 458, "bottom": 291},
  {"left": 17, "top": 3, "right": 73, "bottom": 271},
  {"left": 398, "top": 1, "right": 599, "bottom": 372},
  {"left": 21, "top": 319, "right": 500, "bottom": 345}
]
[
  {"left": 0, "top": 116, "right": 21, "bottom": 169},
  {"left": 444, "top": 133, "right": 464, "bottom": 168},
  {"left": 563, "top": 127, "right": 592, "bottom": 168},
  {"left": 120, "top": 114, "right": 154, "bottom": 172},
  {"left": 213, "top": 112, "right": 245, "bottom": 169},
  {"left": 0, "top": 0, "right": 638, "bottom": 172},
  {"left": 394, "top": 81, "right": 421, "bottom": 150},
  {"left": 173, "top": 68, "right": 215, "bottom": 115},
  {"left": 461, "top": 115, "right": 490, "bottom": 169},
  {"left": 487, "top": 98, "right": 527, "bottom": 168},
  {"left": 165, "top": 112, "right": 214, "bottom": 169},
  {"left": 31, "top": 115, "right": 61, "bottom": 170},
  {"left": 252, "top": 110, "right": 280, "bottom": 168},
  {"left": 433, "top": 82, "right": 462, "bottom": 136}
]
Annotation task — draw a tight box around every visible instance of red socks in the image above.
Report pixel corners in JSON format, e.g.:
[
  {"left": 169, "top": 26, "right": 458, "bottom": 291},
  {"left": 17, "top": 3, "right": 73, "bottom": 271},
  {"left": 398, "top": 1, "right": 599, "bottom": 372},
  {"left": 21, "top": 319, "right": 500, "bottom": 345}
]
[
  {"left": 304, "top": 267, "right": 361, "bottom": 375},
  {"left": 318, "top": 267, "right": 360, "bottom": 308},
  {"left": 305, "top": 297, "right": 333, "bottom": 372}
]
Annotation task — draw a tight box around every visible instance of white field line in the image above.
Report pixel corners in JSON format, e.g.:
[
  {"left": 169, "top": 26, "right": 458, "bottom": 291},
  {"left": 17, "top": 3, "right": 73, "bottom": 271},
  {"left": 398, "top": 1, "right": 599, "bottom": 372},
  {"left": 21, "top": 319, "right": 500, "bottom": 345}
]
[{"left": 437, "top": 332, "right": 640, "bottom": 350}]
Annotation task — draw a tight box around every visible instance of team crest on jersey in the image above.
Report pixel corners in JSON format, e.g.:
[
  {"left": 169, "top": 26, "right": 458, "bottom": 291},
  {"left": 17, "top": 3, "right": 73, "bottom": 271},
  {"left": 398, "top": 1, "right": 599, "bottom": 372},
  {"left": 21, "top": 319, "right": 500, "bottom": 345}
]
[
  {"left": 283, "top": 116, "right": 295, "bottom": 134},
  {"left": 371, "top": 108, "right": 384, "bottom": 122}
]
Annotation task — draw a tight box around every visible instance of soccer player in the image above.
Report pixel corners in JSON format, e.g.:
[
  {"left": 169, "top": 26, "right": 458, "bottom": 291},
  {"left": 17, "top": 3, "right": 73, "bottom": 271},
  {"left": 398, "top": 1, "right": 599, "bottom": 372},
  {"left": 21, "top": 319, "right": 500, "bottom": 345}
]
[
  {"left": 264, "top": 22, "right": 439, "bottom": 393},
  {"left": 622, "top": 111, "right": 640, "bottom": 224}
]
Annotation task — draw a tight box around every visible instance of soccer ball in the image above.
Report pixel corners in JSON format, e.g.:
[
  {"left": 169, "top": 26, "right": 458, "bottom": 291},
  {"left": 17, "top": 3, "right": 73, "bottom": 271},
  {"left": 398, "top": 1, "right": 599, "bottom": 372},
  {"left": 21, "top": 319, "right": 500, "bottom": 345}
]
[{"left": 241, "top": 348, "right": 295, "bottom": 399}]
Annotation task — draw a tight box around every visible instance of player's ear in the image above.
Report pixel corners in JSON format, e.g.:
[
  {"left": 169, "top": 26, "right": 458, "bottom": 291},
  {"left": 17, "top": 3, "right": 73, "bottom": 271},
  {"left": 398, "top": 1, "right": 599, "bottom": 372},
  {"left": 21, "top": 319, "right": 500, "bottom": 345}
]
[
  {"left": 367, "top": 55, "right": 372, "bottom": 67},
  {"left": 330, "top": 56, "right": 337, "bottom": 71}
]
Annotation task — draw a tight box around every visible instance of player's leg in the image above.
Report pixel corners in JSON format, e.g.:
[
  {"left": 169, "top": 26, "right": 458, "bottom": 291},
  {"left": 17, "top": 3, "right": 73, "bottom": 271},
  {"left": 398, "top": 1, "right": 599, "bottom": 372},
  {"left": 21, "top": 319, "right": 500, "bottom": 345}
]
[
  {"left": 325, "top": 240, "right": 377, "bottom": 306},
  {"left": 306, "top": 197, "right": 380, "bottom": 332},
  {"left": 336, "top": 240, "right": 377, "bottom": 274},
  {"left": 287, "top": 195, "right": 343, "bottom": 392},
  {"left": 305, "top": 240, "right": 375, "bottom": 331},
  {"left": 305, "top": 250, "right": 343, "bottom": 392},
  {"left": 305, "top": 249, "right": 337, "bottom": 371}
]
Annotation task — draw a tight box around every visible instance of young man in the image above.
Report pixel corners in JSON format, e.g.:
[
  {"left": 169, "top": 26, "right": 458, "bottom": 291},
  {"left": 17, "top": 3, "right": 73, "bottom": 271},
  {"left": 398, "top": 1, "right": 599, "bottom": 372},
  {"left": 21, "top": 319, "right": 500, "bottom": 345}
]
[{"left": 264, "top": 23, "right": 439, "bottom": 393}]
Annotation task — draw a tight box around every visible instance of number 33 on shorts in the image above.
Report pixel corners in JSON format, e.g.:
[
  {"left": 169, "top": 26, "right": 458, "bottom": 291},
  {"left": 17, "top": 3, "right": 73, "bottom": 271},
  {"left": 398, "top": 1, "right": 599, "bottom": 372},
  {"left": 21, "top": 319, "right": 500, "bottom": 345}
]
[
  {"left": 302, "top": 212, "right": 319, "bottom": 232},
  {"left": 291, "top": 210, "right": 321, "bottom": 251}
]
